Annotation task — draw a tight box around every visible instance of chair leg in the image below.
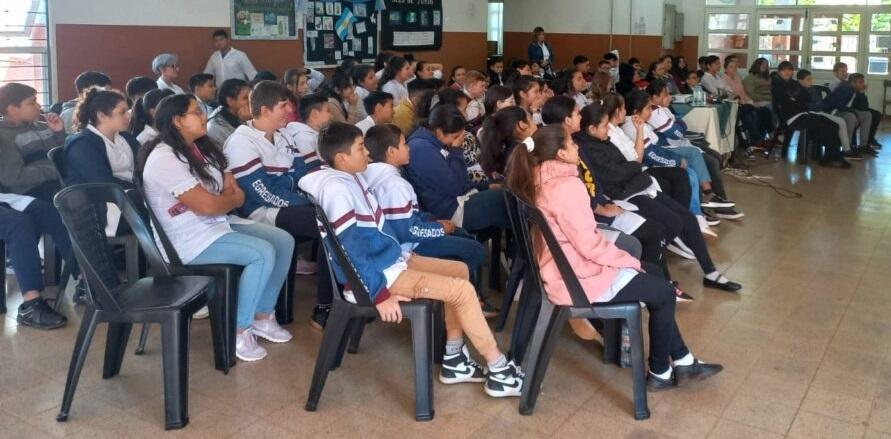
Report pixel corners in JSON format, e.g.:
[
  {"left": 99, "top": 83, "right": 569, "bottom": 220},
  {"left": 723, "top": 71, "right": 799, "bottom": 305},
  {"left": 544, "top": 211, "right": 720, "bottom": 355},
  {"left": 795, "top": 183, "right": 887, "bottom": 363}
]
[
  {"left": 134, "top": 324, "right": 151, "bottom": 355},
  {"left": 57, "top": 307, "right": 100, "bottom": 422},
  {"left": 508, "top": 280, "right": 541, "bottom": 364},
  {"left": 124, "top": 239, "right": 139, "bottom": 285},
  {"left": 602, "top": 319, "right": 621, "bottom": 366},
  {"left": 276, "top": 249, "right": 297, "bottom": 325},
  {"left": 51, "top": 255, "right": 75, "bottom": 313},
  {"left": 305, "top": 302, "right": 353, "bottom": 412},
  {"left": 432, "top": 302, "right": 445, "bottom": 365},
  {"left": 519, "top": 303, "right": 567, "bottom": 415},
  {"left": 408, "top": 305, "right": 434, "bottom": 421},
  {"left": 488, "top": 233, "right": 502, "bottom": 290},
  {"left": 1, "top": 240, "right": 7, "bottom": 315},
  {"left": 224, "top": 270, "right": 238, "bottom": 369},
  {"left": 347, "top": 318, "right": 366, "bottom": 354},
  {"left": 43, "top": 234, "right": 58, "bottom": 287},
  {"left": 496, "top": 259, "right": 525, "bottom": 332},
  {"left": 160, "top": 312, "right": 191, "bottom": 430},
  {"left": 102, "top": 322, "right": 133, "bottom": 379},
  {"left": 625, "top": 310, "right": 651, "bottom": 421},
  {"left": 333, "top": 318, "right": 357, "bottom": 369},
  {"left": 206, "top": 278, "right": 230, "bottom": 373}
]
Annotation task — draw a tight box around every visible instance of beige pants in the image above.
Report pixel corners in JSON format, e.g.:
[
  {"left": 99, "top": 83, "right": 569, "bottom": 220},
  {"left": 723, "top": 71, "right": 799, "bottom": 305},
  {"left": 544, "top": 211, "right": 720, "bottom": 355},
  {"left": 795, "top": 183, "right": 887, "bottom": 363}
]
[{"left": 390, "top": 255, "right": 498, "bottom": 357}]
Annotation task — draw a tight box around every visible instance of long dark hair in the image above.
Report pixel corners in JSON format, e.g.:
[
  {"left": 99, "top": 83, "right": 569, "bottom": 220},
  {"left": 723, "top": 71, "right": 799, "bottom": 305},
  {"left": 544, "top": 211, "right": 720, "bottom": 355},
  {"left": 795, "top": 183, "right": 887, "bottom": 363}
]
[
  {"left": 74, "top": 88, "right": 127, "bottom": 131},
  {"left": 380, "top": 56, "right": 409, "bottom": 88},
  {"left": 129, "top": 88, "right": 174, "bottom": 135},
  {"left": 216, "top": 78, "right": 250, "bottom": 128},
  {"left": 512, "top": 75, "right": 538, "bottom": 107},
  {"left": 624, "top": 89, "right": 650, "bottom": 116},
  {"left": 749, "top": 58, "right": 770, "bottom": 79},
  {"left": 579, "top": 101, "right": 610, "bottom": 134},
  {"left": 350, "top": 64, "right": 374, "bottom": 89},
  {"left": 541, "top": 95, "right": 575, "bottom": 126},
  {"left": 479, "top": 106, "right": 528, "bottom": 176},
  {"left": 137, "top": 94, "right": 228, "bottom": 191},
  {"left": 484, "top": 85, "right": 513, "bottom": 115},
  {"left": 422, "top": 104, "right": 466, "bottom": 134},
  {"left": 505, "top": 125, "right": 567, "bottom": 207},
  {"left": 374, "top": 51, "right": 394, "bottom": 72},
  {"left": 600, "top": 93, "right": 624, "bottom": 121}
]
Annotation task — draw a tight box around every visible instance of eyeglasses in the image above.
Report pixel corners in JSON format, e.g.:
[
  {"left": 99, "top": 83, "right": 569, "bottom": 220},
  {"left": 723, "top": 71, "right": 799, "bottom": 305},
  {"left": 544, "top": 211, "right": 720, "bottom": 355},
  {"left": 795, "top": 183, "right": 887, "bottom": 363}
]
[{"left": 166, "top": 64, "right": 181, "bottom": 70}]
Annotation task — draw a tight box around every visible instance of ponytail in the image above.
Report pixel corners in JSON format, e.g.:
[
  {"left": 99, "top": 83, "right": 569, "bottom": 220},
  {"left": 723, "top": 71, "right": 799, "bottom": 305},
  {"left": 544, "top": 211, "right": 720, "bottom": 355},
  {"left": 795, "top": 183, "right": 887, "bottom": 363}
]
[
  {"left": 128, "top": 88, "right": 174, "bottom": 135},
  {"left": 479, "top": 106, "right": 528, "bottom": 176},
  {"left": 74, "top": 88, "right": 127, "bottom": 131},
  {"left": 505, "top": 125, "right": 566, "bottom": 207}
]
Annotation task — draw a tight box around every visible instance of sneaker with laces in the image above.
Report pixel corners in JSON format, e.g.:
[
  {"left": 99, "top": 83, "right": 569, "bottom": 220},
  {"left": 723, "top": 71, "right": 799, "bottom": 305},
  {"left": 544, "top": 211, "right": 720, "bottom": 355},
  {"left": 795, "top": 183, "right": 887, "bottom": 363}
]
[
  {"left": 666, "top": 243, "right": 696, "bottom": 260},
  {"left": 485, "top": 360, "right": 524, "bottom": 397},
  {"left": 295, "top": 257, "right": 318, "bottom": 275},
  {"left": 712, "top": 206, "right": 745, "bottom": 220},
  {"left": 235, "top": 328, "right": 267, "bottom": 361},
  {"left": 17, "top": 298, "right": 67, "bottom": 330},
  {"left": 697, "top": 216, "right": 718, "bottom": 240},
  {"left": 700, "top": 192, "right": 735, "bottom": 208},
  {"left": 439, "top": 345, "right": 487, "bottom": 384},
  {"left": 251, "top": 314, "right": 293, "bottom": 343}
]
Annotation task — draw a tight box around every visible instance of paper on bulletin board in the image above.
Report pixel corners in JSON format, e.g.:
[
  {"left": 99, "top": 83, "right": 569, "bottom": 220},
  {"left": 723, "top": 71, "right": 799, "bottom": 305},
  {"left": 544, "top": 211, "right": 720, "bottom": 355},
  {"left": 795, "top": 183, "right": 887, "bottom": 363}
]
[{"left": 392, "top": 31, "right": 434, "bottom": 47}]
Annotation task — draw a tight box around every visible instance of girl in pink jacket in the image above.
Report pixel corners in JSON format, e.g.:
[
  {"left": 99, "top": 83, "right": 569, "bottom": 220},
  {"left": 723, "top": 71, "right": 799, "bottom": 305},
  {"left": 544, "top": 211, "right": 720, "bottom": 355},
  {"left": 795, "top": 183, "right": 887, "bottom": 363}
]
[{"left": 505, "top": 124, "right": 723, "bottom": 390}]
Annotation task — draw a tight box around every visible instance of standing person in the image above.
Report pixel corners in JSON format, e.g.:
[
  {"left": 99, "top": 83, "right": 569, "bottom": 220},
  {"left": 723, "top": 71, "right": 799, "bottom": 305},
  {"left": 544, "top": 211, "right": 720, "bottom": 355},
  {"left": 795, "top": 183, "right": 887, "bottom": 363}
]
[
  {"left": 207, "top": 79, "right": 252, "bottom": 149},
  {"left": 527, "top": 27, "right": 555, "bottom": 74},
  {"left": 0, "top": 83, "right": 66, "bottom": 201},
  {"left": 138, "top": 94, "right": 294, "bottom": 361},
  {"left": 152, "top": 53, "right": 185, "bottom": 95},
  {"left": 203, "top": 29, "right": 258, "bottom": 87}
]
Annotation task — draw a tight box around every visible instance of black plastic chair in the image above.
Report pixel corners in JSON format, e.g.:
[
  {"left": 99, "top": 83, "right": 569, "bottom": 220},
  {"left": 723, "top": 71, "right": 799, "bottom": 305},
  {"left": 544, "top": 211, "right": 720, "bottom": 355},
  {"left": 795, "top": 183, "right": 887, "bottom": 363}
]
[
  {"left": 54, "top": 183, "right": 216, "bottom": 430},
  {"left": 126, "top": 187, "right": 242, "bottom": 373},
  {"left": 303, "top": 197, "right": 438, "bottom": 421},
  {"left": 510, "top": 195, "right": 650, "bottom": 421}
]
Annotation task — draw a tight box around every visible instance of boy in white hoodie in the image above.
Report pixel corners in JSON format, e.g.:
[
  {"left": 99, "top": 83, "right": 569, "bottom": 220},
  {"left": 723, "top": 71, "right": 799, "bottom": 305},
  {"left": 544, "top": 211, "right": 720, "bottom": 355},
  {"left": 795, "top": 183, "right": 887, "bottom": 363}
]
[{"left": 285, "top": 94, "right": 331, "bottom": 168}]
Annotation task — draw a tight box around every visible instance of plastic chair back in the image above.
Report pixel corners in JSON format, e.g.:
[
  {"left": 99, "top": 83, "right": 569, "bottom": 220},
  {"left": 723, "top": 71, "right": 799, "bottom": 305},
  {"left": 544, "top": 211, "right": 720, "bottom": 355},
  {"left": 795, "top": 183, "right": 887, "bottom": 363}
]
[{"left": 48, "top": 146, "right": 67, "bottom": 186}]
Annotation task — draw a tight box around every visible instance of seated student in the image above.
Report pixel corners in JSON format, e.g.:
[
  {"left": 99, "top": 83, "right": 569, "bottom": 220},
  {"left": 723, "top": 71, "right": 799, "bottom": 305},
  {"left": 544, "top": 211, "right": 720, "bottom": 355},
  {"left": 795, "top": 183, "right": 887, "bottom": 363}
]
[
  {"left": 363, "top": 124, "right": 498, "bottom": 317},
  {"left": 573, "top": 55, "right": 593, "bottom": 84},
  {"left": 679, "top": 70, "right": 699, "bottom": 95},
  {"left": 462, "top": 70, "right": 488, "bottom": 124},
  {"left": 574, "top": 101, "right": 742, "bottom": 292},
  {"left": 189, "top": 73, "right": 217, "bottom": 116},
  {"left": 530, "top": 61, "right": 545, "bottom": 79},
  {"left": 152, "top": 53, "right": 185, "bottom": 95},
  {"left": 405, "top": 105, "right": 511, "bottom": 235},
  {"left": 60, "top": 71, "right": 113, "bottom": 134},
  {"left": 355, "top": 91, "right": 394, "bottom": 135},
  {"left": 824, "top": 73, "right": 879, "bottom": 158},
  {"left": 771, "top": 61, "right": 849, "bottom": 168},
  {"left": 721, "top": 56, "right": 774, "bottom": 151},
  {"left": 645, "top": 81, "right": 744, "bottom": 220},
  {"left": 414, "top": 60, "right": 444, "bottom": 81},
  {"left": 299, "top": 122, "right": 524, "bottom": 395},
  {"left": 223, "top": 80, "right": 335, "bottom": 329},
  {"left": 207, "top": 78, "right": 251, "bottom": 149},
  {"left": 350, "top": 64, "right": 378, "bottom": 120},
  {"left": 449, "top": 65, "right": 467, "bottom": 90},
  {"left": 379, "top": 56, "right": 413, "bottom": 104},
  {"left": 392, "top": 78, "right": 436, "bottom": 135},
  {"left": 373, "top": 51, "right": 394, "bottom": 80},
  {"left": 483, "top": 85, "right": 515, "bottom": 116},
  {"left": 487, "top": 56, "right": 506, "bottom": 86},
  {"left": 829, "top": 63, "right": 882, "bottom": 149},
  {"left": 319, "top": 69, "right": 362, "bottom": 125},
  {"left": 0, "top": 194, "right": 71, "bottom": 329},
  {"left": 138, "top": 94, "right": 294, "bottom": 361},
  {"left": 743, "top": 58, "right": 774, "bottom": 110},
  {"left": 479, "top": 106, "right": 538, "bottom": 181},
  {"left": 124, "top": 76, "right": 158, "bottom": 109},
  {"left": 130, "top": 88, "right": 175, "bottom": 145},
  {"left": 615, "top": 63, "right": 638, "bottom": 96},
  {"left": 699, "top": 56, "right": 733, "bottom": 96},
  {"left": 283, "top": 68, "right": 312, "bottom": 124},
  {"left": 796, "top": 69, "right": 859, "bottom": 160},
  {"left": 590, "top": 70, "right": 614, "bottom": 100},
  {"left": 0, "top": 83, "right": 67, "bottom": 201},
  {"left": 555, "top": 69, "right": 590, "bottom": 109},
  {"left": 285, "top": 94, "right": 331, "bottom": 168},
  {"left": 504, "top": 125, "right": 722, "bottom": 389},
  {"left": 513, "top": 75, "right": 543, "bottom": 126}
]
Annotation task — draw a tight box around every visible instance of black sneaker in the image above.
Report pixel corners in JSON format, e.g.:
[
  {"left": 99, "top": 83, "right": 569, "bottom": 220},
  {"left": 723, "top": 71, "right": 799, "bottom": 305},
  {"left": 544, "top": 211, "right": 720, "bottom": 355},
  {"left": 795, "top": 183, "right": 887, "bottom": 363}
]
[
  {"left": 712, "top": 206, "right": 745, "bottom": 221},
  {"left": 647, "top": 371, "right": 676, "bottom": 391},
  {"left": 439, "top": 345, "right": 487, "bottom": 384},
  {"left": 843, "top": 150, "right": 864, "bottom": 161},
  {"left": 700, "top": 192, "right": 735, "bottom": 209},
  {"left": 480, "top": 298, "right": 499, "bottom": 320},
  {"left": 309, "top": 304, "right": 331, "bottom": 331},
  {"left": 674, "top": 359, "right": 723, "bottom": 385},
  {"left": 17, "top": 298, "right": 67, "bottom": 330},
  {"left": 484, "top": 360, "right": 524, "bottom": 397}
]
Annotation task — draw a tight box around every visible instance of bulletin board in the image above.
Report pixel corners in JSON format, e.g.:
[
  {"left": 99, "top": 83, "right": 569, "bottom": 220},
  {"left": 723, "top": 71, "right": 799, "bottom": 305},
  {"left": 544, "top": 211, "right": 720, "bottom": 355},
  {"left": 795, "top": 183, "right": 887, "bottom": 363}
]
[
  {"left": 381, "top": 0, "right": 443, "bottom": 51},
  {"left": 303, "top": 0, "right": 380, "bottom": 67},
  {"left": 231, "top": 0, "right": 298, "bottom": 40}
]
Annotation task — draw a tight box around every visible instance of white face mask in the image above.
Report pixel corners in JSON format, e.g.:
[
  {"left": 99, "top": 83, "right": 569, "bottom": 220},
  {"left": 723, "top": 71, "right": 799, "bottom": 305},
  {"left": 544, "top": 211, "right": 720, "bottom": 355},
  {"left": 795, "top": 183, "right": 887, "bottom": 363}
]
[{"left": 432, "top": 69, "right": 443, "bottom": 80}]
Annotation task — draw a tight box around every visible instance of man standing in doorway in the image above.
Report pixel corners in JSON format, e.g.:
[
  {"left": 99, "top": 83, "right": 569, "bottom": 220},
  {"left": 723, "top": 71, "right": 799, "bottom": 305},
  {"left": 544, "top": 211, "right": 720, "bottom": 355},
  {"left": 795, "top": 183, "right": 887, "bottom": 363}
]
[{"left": 204, "top": 29, "right": 258, "bottom": 87}]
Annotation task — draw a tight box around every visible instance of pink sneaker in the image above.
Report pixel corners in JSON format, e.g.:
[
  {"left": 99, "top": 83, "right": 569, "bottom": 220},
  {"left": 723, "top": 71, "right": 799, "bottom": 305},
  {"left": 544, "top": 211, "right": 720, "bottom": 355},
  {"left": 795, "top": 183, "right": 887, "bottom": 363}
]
[
  {"left": 251, "top": 314, "right": 293, "bottom": 343},
  {"left": 235, "top": 328, "right": 267, "bottom": 362}
]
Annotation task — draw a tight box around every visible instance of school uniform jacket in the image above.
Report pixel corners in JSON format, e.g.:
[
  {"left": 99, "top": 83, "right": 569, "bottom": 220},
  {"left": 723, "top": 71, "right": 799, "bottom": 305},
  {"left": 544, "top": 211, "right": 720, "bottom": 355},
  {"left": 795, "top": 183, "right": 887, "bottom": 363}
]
[{"left": 284, "top": 121, "right": 323, "bottom": 168}]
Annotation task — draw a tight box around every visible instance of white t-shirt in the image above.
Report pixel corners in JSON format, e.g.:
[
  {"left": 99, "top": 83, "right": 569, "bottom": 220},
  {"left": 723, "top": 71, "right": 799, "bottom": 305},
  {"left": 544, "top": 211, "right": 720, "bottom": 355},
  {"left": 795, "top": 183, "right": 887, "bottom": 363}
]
[
  {"left": 156, "top": 78, "right": 185, "bottom": 95},
  {"left": 142, "top": 143, "right": 233, "bottom": 263},
  {"left": 204, "top": 47, "right": 257, "bottom": 86},
  {"left": 86, "top": 125, "right": 134, "bottom": 182},
  {"left": 608, "top": 123, "right": 638, "bottom": 162},
  {"left": 136, "top": 125, "right": 158, "bottom": 146},
  {"left": 381, "top": 79, "right": 409, "bottom": 104},
  {"left": 0, "top": 193, "right": 35, "bottom": 212},
  {"left": 355, "top": 115, "right": 376, "bottom": 135}
]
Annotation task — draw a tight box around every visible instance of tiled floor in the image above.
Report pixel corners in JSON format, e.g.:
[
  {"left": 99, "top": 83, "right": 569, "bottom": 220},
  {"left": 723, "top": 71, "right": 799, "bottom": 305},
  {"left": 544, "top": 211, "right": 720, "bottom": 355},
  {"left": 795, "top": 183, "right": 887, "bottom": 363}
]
[{"left": 3, "top": 127, "right": 891, "bottom": 438}]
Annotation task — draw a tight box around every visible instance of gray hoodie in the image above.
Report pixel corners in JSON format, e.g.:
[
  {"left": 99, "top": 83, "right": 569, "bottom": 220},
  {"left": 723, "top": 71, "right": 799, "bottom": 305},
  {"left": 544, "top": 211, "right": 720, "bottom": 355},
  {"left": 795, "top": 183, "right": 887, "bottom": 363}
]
[{"left": 0, "top": 119, "right": 65, "bottom": 194}]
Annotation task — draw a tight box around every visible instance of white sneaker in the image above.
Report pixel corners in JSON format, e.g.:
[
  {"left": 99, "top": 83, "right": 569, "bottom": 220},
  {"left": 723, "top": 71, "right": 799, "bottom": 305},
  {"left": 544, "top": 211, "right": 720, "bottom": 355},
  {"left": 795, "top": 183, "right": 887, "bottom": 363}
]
[
  {"left": 251, "top": 314, "right": 293, "bottom": 343},
  {"left": 193, "top": 306, "right": 210, "bottom": 320},
  {"left": 295, "top": 257, "right": 318, "bottom": 275},
  {"left": 697, "top": 215, "right": 718, "bottom": 240},
  {"left": 235, "top": 328, "right": 267, "bottom": 362},
  {"left": 666, "top": 238, "right": 696, "bottom": 260}
]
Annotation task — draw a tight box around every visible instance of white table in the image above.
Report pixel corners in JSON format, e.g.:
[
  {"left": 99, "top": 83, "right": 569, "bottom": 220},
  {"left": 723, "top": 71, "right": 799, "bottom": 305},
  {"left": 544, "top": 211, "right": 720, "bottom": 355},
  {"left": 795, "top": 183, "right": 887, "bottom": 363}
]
[{"left": 680, "top": 102, "right": 738, "bottom": 155}]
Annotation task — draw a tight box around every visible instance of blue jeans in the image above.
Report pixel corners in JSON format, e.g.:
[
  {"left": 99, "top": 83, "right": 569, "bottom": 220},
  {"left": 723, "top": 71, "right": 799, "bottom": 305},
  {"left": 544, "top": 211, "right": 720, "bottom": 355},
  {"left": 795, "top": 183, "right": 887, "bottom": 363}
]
[
  {"left": 413, "top": 232, "right": 487, "bottom": 296},
  {"left": 0, "top": 200, "right": 72, "bottom": 294},
  {"left": 685, "top": 168, "right": 702, "bottom": 215},
  {"left": 670, "top": 146, "right": 712, "bottom": 184},
  {"left": 190, "top": 222, "right": 294, "bottom": 329}
]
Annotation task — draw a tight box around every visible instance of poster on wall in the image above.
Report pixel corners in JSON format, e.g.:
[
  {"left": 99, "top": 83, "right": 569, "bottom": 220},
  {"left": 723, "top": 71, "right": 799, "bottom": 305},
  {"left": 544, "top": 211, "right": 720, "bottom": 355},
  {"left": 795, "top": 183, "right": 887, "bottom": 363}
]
[
  {"left": 231, "top": 0, "right": 298, "bottom": 40},
  {"left": 303, "top": 0, "right": 381, "bottom": 67},
  {"left": 381, "top": 0, "right": 442, "bottom": 51}
]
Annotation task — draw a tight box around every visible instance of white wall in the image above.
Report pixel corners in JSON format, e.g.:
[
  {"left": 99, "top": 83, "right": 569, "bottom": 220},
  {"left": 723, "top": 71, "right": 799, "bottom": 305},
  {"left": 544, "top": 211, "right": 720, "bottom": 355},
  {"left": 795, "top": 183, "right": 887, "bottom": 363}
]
[
  {"left": 503, "top": 0, "right": 665, "bottom": 36},
  {"left": 51, "top": 0, "right": 487, "bottom": 31}
]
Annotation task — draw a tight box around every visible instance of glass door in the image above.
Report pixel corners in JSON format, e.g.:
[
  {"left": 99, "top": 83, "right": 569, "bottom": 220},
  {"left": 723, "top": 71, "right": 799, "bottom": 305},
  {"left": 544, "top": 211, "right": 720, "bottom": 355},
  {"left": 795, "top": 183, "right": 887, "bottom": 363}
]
[{"left": 757, "top": 10, "right": 807, "bottom": 68}]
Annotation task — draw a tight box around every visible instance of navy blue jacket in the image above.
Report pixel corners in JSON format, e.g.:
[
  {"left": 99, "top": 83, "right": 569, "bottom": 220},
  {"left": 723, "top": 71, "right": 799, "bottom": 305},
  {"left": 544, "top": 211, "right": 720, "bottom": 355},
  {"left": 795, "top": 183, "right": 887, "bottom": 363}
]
[
  {"left": 404, "top": 127, "right": 477, "bottom": 220},
  {"left": 823, "top": 80, "right": 856, "bottom": 113},
  {"left": 527, "top": 41, "right": 555, "bottom": 65},
  {"left": 63, "top": 129, "right": 139, "bottom": 189}
]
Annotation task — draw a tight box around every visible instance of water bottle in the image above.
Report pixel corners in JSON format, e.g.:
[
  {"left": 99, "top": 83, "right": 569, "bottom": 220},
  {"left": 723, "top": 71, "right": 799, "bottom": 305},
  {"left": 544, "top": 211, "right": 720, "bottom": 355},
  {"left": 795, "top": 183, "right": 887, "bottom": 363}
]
[
  {"left": 620, "top": 324, "right": 632, "bottom": 368},
  {"left": 693, "top": 85, "right": 705, "bottom": 106}
]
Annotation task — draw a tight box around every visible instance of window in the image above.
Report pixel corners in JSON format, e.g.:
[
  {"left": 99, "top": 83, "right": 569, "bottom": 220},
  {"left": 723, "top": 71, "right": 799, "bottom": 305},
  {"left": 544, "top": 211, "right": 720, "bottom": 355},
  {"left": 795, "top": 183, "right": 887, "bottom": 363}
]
[
  {"left": 758, "top": 12, "right": 805, "bottom": 68},
  {"left": 487, "top": 2, "right": 504, "bottom": 56},
  {"left": 706, "top": 13, "right": 751, "bottom": 64},
  {"left": 809, "top": 12, "right": 861, "bottom": 72},
  {"left": 868, "top": 12, "right": 890, "bottom": 74},
  {"left": 0, "top": 0, "right": 51, "bottom": 108}
]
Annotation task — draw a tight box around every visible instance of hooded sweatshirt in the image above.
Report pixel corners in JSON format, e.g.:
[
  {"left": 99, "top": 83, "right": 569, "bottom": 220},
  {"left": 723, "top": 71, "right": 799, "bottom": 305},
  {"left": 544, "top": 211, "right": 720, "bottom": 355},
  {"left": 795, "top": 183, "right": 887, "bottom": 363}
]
[
  {"left": 0, "top": 119, "right": 65, "bottom": 194},
  {"left": 298, "top": 166, "right": 405, "bottom": 304},
  {"left": 403, "top": 127, "right": 477, "bottom": 220},
  {"left": 285, "top": 121, "right": 323, "bottom": 168}
]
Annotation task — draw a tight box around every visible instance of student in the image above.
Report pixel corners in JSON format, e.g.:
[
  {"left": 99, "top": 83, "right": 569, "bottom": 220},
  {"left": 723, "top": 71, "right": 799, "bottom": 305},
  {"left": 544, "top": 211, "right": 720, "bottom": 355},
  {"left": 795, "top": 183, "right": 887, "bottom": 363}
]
[
  {"left": 795, "top": 69, "right": 858, "bottom": 160},
  {"left": 828, "top": 61, "right": 848, "bottom": 91},
  {"left": 462, "top": 70, "right": 488, "bottom": 123},
  {"left": 722, "top": 56, "right": 773, "bottom": 150},
  {"left": 479, "top": 106, "right": 537, "bottom": 180},
  {"left": 825, "top": 73, "right": 879, "bottom": 157},
  {"left": 319, "top": 70, "right": 362, "bottom": 124},
  {"left": 298, "top": 122, "right": 524, "bottom": 396},
  {"left": 487, "top": 57, "right": 506, "bottom": 86},
  {"left": 203, "top": 29, "right": 258, "bottom": 86},
  {"left": 379, "top": 56, "right": 413, "bottom": 104},
  {"left": 282, "top": 68, "right": 310, "bottom": 124},
  {"left": 285, "top": 94, "right": 331, "bottom": 168},
  {"left": 189, "top": 73, "right": 217, "bottom": 116},
  {"left": 355, "top": 91, "right": 394, "bottom": 135},
  {"left": 223, "top": 81, "right": 335, "bottom": 329},
  {"left": 124, "top": 76, "right": 158, "bottom": 108},
  {"left": 680, "top": 70, "right": 699, "bottom": 95},
  {"left": 60, "top": 71, "right": 113, "bottom": 134},
  {"left": 350, "top": 64, "right": 378, "bottom": 120},
  {"left": 513, "top": 75, "right": 542, "bottom": 125},
  {"left": 671, "top": 57, "right": 689, "bottom": 93},
  {"left": 506, "top": 59, "right": 533, "bottom": 84},
  {"left": 405, "top": 105, "right": 511, "bottom": 234},
  {"left": 415, "top": 60, "right": 444, "bottom": 81},
  {"left": 505, "top": 125, "right": 722, "bottom": 389},
  {"left": 0, "top": 83, "right": 66, "bottom": 201},
  {"left": 139, "top": 94, "right": 294, "bottom": 361},
  {"left": 363, "top": 124, "right": 498, "bottom": 317},
  {"left": 699, "top": 56, "right": 732, "bottom": 96},
  {"left": 483, "top": 85, "right": 515, "bottom": 116},
  {"left": 0, "top": 194, "right": 71, "bottom": 329},
  {"left": 829, "top": 63, "right": 882, "bottom": 148},
  {"left": 743, "top": 58, "right": 773, "bottom": 108},
  {"left": 573, "top": 55, "right": 593, "bottom": 83},
  {"left": 152, "top": 53, "right": 185, "bottom": 94},
  {"left": 207, "top": 78, "right": 251, "bottom": 149},
  {"left": 449, "top": 65, "right": 467, "bottom": 90},
  {"left": 130, "top": 88, "right": 175, "bottom": 145},
  {"left": 615, "top": 63, "right": 638, "bottom": 96},
  {"left": 373, "top": 51, "right": 394, "bottom": 80},
  {"left": 574, "top": 100, "right": 742, "bottom": 292},
  {"left": 557, "top": 70, "right": 590, "bottom": 109},
  {"left": 696, "top": 56, "right": 708, "bottom": 78},
  {"left": 392, "top": 78, "right": 436, "bottom": 135}
]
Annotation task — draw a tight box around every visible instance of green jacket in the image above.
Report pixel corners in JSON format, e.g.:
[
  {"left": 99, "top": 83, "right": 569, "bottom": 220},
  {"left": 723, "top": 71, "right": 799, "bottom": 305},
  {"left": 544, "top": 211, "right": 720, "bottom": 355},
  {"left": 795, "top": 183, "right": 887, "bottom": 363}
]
[
  {"left": 742, "top": 74, "right": 772, "bottom": 103},
  {"left": 0, "top": 119, "right": 66, "bottom": 194}
]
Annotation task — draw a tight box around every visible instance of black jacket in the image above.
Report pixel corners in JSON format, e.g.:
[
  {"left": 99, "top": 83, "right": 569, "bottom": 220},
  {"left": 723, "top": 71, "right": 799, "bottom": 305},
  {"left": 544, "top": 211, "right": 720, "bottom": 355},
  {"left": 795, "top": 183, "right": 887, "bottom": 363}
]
[
  {"left": 573, "top": 131, "right": 653, "bottom": 201},
  {"left": 770, "top": 75, "right": 806, "bottom": 123},
  {"left": 823, "top": 80, "right": 856, "bottom": 113}
]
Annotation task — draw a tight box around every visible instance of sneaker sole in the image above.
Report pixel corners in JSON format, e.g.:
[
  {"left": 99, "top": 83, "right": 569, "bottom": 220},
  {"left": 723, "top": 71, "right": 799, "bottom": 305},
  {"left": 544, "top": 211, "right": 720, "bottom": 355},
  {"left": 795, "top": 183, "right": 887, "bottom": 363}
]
[
  {"left": 17, "top": 318, "right": 66, "bottom": 330},
  {"left": 439, "top": 375, "right": 487, "bottom": 384},
  {"left": 715, "top": 213, "right": 745, "bottom": 220},
  {"left": 701, "top": 202, "right": 735, "bottom": 208},
  {"left": 252, "top": 329, "right": 293, "bottom": 343},
  {"left": 236, "top": 352, "right": 268, "bottom": 362},
  {"left": 666, "top": 246, "right": 696, "bottom": 260},
  {"left": 484, "top": 385, "right": 522, "bottom": 398},
  {"left": 701, "top": 231, "right": 718, "bottom": 240},
  {"left": 295, "top": 270, "right": 318, "bottom": 275}
]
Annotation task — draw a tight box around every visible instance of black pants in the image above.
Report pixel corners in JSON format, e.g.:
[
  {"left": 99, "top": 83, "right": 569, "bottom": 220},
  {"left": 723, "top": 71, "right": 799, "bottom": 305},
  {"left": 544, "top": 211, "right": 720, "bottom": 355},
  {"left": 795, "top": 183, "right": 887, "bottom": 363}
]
[
  {"left": 699, "top": 147, "right": 726, "bottom": 199},
  {"left": 24, "top": 180, "right": 62, "bottom": 203},
  {"left": 630, "top": 219, "right": 669, "bottom": 279},
  {"left": 462, "top": 188, "right": 511, "bottom": 233},
  {"left": 867, "top": 108, "right": 881, "bottom": 144},
  {"left": 275, "top": 205, "right": 333, "bottom": 305},
  {"left": 790, "top": 114, "right": 843, "bottom": 162},
  {"left": 629, "top": 192, "right": 716, "bottom": 274},
  {"left": 607, "top": 271, "right": 690, "bottom": 374},
  {"left": 645, "top": 167, "right": 691, "bottom": 209}
]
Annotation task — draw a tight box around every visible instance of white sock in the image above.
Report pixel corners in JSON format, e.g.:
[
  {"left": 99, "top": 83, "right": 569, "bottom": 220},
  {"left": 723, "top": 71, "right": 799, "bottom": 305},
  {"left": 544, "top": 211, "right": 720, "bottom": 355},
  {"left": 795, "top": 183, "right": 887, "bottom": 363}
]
[
  {"left": 651, "top": 366, "right": 672, "bottom": 380},
  {"left": 445, "top": 339, "right": 464, "bottom": 356},
  {"left": 673, "top": 353, "right": 695, "bottom": 366},
  {"left": 705, "top": 271, "right": 727, "bottom": 283}
]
